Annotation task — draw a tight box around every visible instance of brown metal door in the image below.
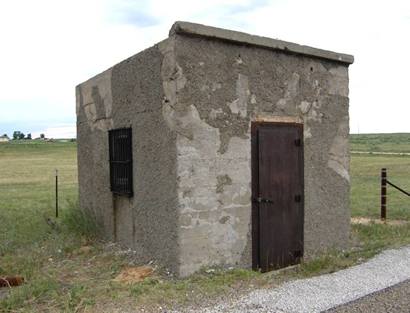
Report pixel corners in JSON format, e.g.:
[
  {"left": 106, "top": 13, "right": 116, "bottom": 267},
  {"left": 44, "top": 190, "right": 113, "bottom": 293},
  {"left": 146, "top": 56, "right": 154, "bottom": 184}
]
[{"left": 251, "top": 122, "right": 304, "bottom": 272}]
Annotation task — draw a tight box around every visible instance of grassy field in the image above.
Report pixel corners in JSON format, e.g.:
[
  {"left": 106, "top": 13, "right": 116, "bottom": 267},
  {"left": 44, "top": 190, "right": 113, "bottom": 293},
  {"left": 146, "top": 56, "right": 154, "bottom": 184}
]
[
  {"left": 1, "top": 135, "right": 410, "bottom": 312},
  {"left": 350, "top": 133, "right": 410, "bottom": 219},
  {"left": 350, "top": 133, "right": 410, "bottom": 153},
  {"left": 351, "top": 154, "right": 410, "bottom": 219},
  {"left": 0, "top": 141, "right": 78, "bottom": 255}
]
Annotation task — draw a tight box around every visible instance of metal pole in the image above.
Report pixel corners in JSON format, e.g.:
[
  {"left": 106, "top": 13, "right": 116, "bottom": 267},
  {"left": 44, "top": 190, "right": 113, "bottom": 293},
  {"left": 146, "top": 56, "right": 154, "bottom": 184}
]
[
  {"left": 381, "top": 168, "right": 387, "bottom": 220},
  {"left": 55, "top": 169, "right": 59, "bottom": 218}
]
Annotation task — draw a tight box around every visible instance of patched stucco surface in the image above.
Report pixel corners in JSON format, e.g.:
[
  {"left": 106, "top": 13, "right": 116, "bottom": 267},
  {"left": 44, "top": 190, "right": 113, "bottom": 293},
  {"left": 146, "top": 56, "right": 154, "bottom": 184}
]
[
  {"left": 169, "top": 32, "right": 351, "bottom": 276},
  {"left": 76, "top": 21, "right": 353, "bottom": 277}
]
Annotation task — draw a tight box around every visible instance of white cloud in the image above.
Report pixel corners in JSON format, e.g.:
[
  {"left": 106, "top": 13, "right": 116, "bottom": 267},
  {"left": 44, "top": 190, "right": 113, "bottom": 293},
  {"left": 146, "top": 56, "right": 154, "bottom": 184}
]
[
  {"left": 32, "top": 125, "right": 76, "bottom": 139},
  {"left": 0, "top": 0, "right": 409, "bottom": 133}
]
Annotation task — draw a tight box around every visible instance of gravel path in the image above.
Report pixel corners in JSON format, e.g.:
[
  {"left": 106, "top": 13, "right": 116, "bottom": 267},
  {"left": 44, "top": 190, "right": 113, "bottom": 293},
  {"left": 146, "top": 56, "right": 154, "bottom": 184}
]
[
  {"left": 326, "top": 279, "right": 410, "bottom": 312},
  {"left": 180, "top": 245, "right": 410, "bottom": 313}
]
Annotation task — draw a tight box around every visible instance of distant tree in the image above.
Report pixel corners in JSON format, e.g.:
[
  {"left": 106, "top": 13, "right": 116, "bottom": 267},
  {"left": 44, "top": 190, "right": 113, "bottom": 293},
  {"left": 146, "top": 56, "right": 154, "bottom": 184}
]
[
  {"left": 26, "top": 133, "right": 32, "bottom": 140},
  {"left": 2, "top": 133, "right": 7, "bottom": 138},
  {"left": 40, "top": 133, "right": 45, "bottom": 139},
  {"left": 18, "top": 132, "right": 25, "bottom": 140},
  {"left": 13, "top": 131, "right": 21, "bottom": 140}
]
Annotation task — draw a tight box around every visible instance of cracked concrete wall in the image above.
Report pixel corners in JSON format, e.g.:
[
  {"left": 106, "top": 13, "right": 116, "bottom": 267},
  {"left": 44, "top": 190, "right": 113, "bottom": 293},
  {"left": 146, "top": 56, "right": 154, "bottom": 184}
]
[
  {"left": 171, "top": 34, "right": 350, "bottom": 276},
  {"left": 77, "top": 24, "right": 351, "bottom": 277},
  {"left": 76, "top": 39, "right": 180, "bottom": 273}
]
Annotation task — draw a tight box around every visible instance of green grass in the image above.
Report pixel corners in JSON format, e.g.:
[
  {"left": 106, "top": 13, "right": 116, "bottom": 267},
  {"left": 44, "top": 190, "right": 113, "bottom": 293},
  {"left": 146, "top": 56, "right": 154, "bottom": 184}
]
[
  {"left": 350, "top": 133, "right": 410, "bottom": 220},
  {"left": 350, "top": 133, "right": 410, "bottom": 153},
  {"left": 1, "top": 134, "right": 410, "bottom": 312},
  {"left": 351, "top": 154, "right": 410, "bottom": 219},
  {"left": 0, "top": 140, "right": 78, "bottom": 255}
]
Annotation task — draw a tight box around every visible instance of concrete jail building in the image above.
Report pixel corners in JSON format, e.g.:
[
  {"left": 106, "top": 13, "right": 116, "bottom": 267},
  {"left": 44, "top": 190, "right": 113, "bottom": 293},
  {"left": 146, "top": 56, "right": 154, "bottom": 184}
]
[{"left": 76, "top": 22, "right": 354, "bottom": 277}]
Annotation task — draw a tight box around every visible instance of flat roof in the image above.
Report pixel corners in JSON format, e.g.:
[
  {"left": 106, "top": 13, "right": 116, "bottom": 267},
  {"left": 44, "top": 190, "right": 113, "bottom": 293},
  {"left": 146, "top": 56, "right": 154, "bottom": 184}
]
[{"left": 170, "top": 21, "right": 354, "bottom": 65}]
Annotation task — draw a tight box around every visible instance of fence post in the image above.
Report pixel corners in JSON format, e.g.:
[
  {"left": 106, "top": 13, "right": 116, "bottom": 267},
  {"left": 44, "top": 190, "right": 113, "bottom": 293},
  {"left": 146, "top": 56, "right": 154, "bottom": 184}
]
[
  {"left": 55, "top": 169, "right": 59, "bottom": 218},
  {"left": 381, "top": 168, "right": 387, "bottom": 220}
]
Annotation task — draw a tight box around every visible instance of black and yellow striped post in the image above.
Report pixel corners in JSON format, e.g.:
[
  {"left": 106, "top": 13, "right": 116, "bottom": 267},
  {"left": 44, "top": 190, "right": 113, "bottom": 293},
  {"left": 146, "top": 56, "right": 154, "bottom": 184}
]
[{"left": 381, "top": 168, "right": 387, "bottom": 220}]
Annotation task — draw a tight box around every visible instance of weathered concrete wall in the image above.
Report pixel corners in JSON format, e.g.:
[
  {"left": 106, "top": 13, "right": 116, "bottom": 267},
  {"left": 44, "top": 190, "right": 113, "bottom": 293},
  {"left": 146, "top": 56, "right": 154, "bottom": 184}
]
[
  {"left": 76, "top": 39, "right": 180, "bottom": 273},
  {"left": 77, "top": 69, "right": 115, "bottom": 237},
  {"left": 77, "top": 21, "right": 352, "bottom": 277},
  {"left": 170, "top": 33, "right": 351, "bottom": 276}
]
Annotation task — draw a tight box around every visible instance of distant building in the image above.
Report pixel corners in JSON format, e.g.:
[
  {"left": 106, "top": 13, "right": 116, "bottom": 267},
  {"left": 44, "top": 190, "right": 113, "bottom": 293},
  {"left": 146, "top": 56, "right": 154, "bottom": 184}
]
[{"left": 0, "top": 134, "right": 9, "bottom": 142}]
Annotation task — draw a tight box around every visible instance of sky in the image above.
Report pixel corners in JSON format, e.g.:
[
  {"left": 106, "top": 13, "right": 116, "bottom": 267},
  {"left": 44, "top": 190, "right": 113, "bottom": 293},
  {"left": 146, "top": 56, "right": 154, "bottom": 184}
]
[{"left": 0, "top": 0, "right": 409, "bottom": 138}]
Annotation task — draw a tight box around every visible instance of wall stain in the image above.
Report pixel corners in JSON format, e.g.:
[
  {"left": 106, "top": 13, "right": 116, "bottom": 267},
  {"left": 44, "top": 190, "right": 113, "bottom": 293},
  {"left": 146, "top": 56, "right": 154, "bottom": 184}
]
[{"left": 216, "top": 174, "right": 233, "bottom": 193}]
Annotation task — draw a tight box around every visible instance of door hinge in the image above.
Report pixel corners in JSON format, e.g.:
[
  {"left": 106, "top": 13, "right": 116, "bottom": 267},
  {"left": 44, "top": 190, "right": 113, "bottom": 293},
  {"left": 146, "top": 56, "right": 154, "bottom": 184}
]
[
  {"left": 294, "top": 194, "right": 302, "bottom": 202},
  {"left": 294, "top": 139, "right": 302, "bottom": 147}
]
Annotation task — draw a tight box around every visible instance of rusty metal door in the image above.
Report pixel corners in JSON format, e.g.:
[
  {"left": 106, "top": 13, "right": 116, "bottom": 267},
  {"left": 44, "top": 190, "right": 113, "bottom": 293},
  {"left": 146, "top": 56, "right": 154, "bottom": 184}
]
[{"left": 251, "top": 122, "right": 304, "bottom": 272}]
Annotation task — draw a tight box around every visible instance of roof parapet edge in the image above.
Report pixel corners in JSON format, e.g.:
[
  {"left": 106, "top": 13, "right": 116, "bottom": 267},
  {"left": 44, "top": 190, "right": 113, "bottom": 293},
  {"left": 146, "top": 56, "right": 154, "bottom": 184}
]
[{"left": 170, "top": 21, "right": 354, "bottom": 65}]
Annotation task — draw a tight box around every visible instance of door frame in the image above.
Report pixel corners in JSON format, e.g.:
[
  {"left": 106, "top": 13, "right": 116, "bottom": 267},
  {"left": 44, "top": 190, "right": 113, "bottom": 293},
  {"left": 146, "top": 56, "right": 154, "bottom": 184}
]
[{"left": 251, "top": 121, "right": 304, "bottom": 271}]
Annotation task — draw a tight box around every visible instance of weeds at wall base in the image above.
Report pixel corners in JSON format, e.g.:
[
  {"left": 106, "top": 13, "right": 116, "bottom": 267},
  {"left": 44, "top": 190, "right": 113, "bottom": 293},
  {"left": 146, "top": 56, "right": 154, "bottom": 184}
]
[{"left": 60, "top": 200, "right": 101, "bottom": 240}]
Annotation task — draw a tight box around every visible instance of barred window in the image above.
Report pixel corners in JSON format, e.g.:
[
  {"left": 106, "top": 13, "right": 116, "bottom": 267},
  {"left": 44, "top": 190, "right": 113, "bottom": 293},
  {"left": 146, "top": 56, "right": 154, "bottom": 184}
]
[{"left": 108, "top": 128, "right": 133, "bottom": 196}]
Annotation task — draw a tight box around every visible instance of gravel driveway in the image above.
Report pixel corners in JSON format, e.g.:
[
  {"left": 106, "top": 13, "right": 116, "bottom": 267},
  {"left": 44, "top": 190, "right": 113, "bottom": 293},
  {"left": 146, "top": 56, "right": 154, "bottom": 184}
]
[{"left": 178, "top": 245, "right": 410, "bottom": 313}]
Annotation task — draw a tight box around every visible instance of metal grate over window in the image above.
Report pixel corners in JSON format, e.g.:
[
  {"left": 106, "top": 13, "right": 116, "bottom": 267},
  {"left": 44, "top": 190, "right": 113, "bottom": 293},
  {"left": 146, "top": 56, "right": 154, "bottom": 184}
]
[{"left": 108, "top": 128, "right": 133, "bottom": 196}]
